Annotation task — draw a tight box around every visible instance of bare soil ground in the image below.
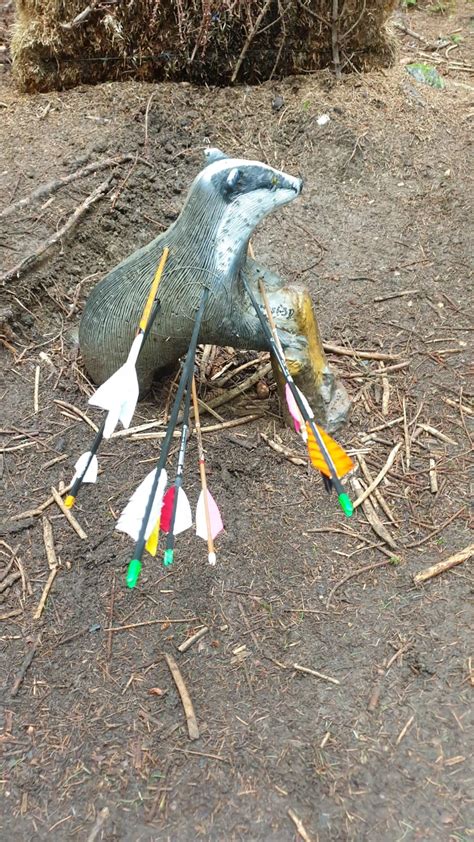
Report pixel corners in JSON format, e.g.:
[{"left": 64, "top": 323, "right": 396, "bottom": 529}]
[{"left": 1, "top": 3, "right": 473, "bottom": 841}]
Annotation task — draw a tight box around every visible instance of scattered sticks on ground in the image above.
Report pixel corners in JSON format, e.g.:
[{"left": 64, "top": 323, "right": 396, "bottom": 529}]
[
  {"left": 413, "top": 543, "right": 473, "bottom": 585},
  {"left": 351, "top": 477, "right": 398, "bottom": 551},
  {"left": 353, "top": 443, "right": 401, "bottom": 510},
  {"left": 164, "top": 653, "right": 200, "bottom": 741},
  {"left": 0, "top": 177, "right": 112, "bottom": 286},
  {"left": 0, "top": 154, "right": 135, "bottom": 220},
  {"left": 323, "top": 343, "right": 400, "bottom": 361}
]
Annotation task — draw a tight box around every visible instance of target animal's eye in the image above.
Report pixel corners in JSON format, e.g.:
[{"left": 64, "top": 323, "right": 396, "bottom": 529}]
[{"left": 226, "top": 168, "right": 240, "bottom": 190}]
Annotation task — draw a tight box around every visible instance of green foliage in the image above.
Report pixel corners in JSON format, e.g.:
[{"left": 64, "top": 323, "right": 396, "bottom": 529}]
[{"left": 406, "top": 62, "right": 445, "bottom": 89}]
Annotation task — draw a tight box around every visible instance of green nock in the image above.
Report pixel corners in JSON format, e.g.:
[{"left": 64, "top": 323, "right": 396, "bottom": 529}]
[
  {"left": 338, "top": 492, "right": 353, "bottom": 518},
  {"left": 163, "top": 548, "right": 174, "bottom": 567},
  {"left": 126, "top": 558, "right": 142, "bottom": 589}
]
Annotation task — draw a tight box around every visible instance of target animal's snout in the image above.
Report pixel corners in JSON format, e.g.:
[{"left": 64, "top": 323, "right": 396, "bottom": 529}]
[{"left": 275, "top": 172, "right": 303, "bottom": 196}]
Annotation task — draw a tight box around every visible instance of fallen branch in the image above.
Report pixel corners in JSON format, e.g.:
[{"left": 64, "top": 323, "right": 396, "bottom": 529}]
[
  {"left": 413, "top": 543, "right": 473, "bottom": 585},
  {"left": 0, "top": 178, "right": 112, "bottom": 286},
  {"left": 0, "top": 156, "right": 133, "bottom": 220},
  {"left": 164, "top": 653, "right": 200, "bottom": 741}
]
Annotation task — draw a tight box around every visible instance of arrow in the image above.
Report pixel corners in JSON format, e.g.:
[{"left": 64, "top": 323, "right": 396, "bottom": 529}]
[
  {"left": 116, "top": 468, "right": 168, "bottom": 541},
  {"left": 242, "top": 275, "right": 353, "bottom": 517},
  {"left": 126, "top": 286, "right": 210, "bottom": 589},
  {"left": 89, "top": 246, "right": 169, "bottom": 438},
  {"left": 191, "top": 375, "right": 223, "bottom": 565},
  {"left": 64, "top": 247, "right": 168, "bottom": 509},
  {"left": 161, "top": 364, "right": 194, "bottom": 568}
]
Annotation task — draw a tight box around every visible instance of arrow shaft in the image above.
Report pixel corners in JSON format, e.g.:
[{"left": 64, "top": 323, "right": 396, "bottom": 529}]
[
  {"left": 191, "top": 375, "right": 215, "bottom": 556},
  {"left": 139, "top": 246, "right": 169, "bottom": 332},
  {"left": 165, "top": 364, "right": 193, "bottom": 552},
  {"left": 132, "top": 287, "right": 210, "bottom": 565}
]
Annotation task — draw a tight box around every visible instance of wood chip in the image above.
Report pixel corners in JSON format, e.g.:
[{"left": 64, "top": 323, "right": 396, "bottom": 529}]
[
  {"left": 164, "top": 653, "right": 200, "bottom": 740},
  {"left": 413, "top": 543, "right": 474, "bottom": 585},
  {"left": 429, "top": 457, "right": 438, "bottom": 493}
]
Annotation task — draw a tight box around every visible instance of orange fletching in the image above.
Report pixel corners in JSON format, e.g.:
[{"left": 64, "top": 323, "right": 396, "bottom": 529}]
[{"left": 306, "top": 422, "right": 353, "bottom": 479}]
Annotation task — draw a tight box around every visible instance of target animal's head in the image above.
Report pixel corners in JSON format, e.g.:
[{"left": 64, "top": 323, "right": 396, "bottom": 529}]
[{"left": 179, "top": 148, "right": 302, "bottom": 272}]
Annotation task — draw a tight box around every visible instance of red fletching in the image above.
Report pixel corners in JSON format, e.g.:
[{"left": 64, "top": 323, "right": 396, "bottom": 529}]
[{"left": 159, "top": 487, "right": 175, "bottom": 533}]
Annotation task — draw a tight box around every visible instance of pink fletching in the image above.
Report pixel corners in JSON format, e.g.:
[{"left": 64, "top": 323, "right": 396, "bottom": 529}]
[
  {"left": 285, "top": 384, "right": 302, "bottom": 433},
  {"left": 196, "top": 490, "right": 223, "bottom": 541}
]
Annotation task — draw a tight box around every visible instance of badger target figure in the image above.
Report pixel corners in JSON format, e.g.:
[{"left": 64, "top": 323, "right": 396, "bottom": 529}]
[{"left": 79, "top": 149, "right": 350, "bottom": 431}]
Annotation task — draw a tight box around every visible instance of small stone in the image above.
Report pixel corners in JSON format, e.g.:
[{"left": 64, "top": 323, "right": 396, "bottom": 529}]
[
  {"left": 255, "top": 381, "right": 269, "bottom": 399},
  {"left": 272, "top": 95, "right": 284, "bottom": 112}
]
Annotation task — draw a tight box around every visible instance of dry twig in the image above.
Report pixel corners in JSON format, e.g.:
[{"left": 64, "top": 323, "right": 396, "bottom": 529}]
[
  {"left": 164, "top": 653, "right": 200, "bottom": 740},
  {"left": 351, "top": 477, "right": 398, "bottom": 550},
  {"left": 288, "top": 808, "right": 313, "bottom": 842},
  {"left": 413, "top": 543, "right": 473, "bottom": 585},
  {"left": 260, "top": 432, "right": 306, "bottom": 466},
  {"left": 10, "top": 633, "right": 41, "bottom": 697},
  {"left": 177, "top": 626, "right": 209, "bottom": 653},
  {"left": 51, "top": 486, "right": 87, "bottom": 540},
  {"left": 293, "top": 663, "right": 340, "bottom": 685}
]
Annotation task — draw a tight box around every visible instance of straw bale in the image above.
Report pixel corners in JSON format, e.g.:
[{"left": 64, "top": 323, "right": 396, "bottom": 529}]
[{"left": 11, "top": 1, "right": 397, "bottom": 93}]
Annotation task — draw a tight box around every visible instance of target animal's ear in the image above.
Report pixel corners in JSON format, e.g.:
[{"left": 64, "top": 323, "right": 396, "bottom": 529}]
[
  {"left": 203, "top": 147, "right": 228, "bottom": 164},
  {"left": 226, "top": 168, "right": 240, "bottom": 190}
]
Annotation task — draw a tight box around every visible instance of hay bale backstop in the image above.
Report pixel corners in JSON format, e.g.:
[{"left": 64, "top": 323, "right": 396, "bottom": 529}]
[{"left": 11, "top": 1, "right": 397, "bottom": 93}]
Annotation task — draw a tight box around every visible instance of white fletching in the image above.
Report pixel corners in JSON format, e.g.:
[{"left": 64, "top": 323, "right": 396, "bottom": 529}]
[
  {"left": 73, "top": 451, "right": 98, "bottom": 484},
  {"left": 116, "top": 468, "right": 167, "bottom": 541},
  {"left": 173, "top": 488, "right": 193, "bottom": 536},
  {"left": 89, "top": 335, "right": 142, "bottom": 438}
]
